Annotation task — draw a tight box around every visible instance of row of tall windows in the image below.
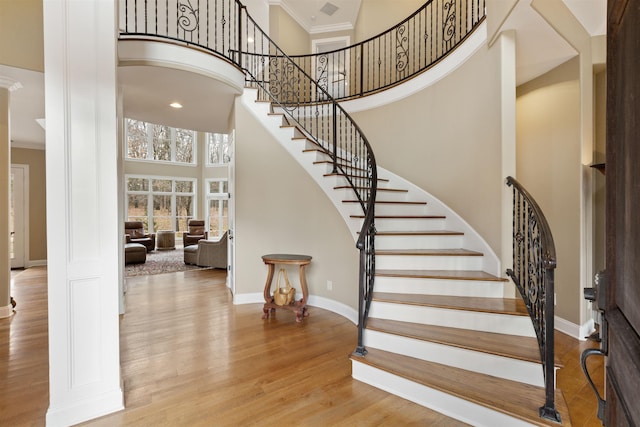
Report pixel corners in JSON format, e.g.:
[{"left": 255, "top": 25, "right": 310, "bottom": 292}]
[
  {"left": 125, "top": 118, "right": 232, "bottom": 166},
  {"left": 126, "top": 176, "right": 196, "bottom": 235},
  {"left": 125, "top": 118, "right": 232, "bottom": 237}
]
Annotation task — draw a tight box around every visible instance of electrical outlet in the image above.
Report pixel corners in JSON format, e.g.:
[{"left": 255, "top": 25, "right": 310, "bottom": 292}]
[{"left": 327, "top": 280, "right": 333, "bottom": 291}]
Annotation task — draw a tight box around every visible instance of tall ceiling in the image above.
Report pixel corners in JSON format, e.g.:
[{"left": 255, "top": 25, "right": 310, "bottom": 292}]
[{"left": 7, "top": 0, "right": 606, "bottom": 149}]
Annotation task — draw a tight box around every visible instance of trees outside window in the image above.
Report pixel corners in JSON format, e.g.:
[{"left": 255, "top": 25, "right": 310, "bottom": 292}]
[
  {"left": 206, "top": 132, "right": 231, "bottom": 165},
  {"left": 206, "top": 179, "right": 229, "bottom": 238},
  {"left": 126, "top": 118, "right": 196, "bottom": 164},
  {"left": 126, "top": 176, "right": 196, "bottom": 236}
]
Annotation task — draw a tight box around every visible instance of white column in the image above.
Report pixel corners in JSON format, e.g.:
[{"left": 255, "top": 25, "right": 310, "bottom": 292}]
[
  {"left": 0, "top": 77, "right": 21, "bottom": 318},
  {"left": 498, "top": 31, "right": 517, "bottom": 297},
  {"left": 43, "top": 0, "right": 123, "bottom": 425}
]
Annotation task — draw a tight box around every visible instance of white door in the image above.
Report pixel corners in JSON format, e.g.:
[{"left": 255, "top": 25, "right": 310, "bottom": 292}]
[
  {"left": 10, "top": 165, "right": 27, "bottom": 269},
  {"left": 227, "top": 133, "right": 235, "bottom": 293}
]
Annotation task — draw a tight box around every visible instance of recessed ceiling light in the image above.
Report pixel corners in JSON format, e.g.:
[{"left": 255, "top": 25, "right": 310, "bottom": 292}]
[
  {"left": 247, "top": 36, "right": 254, "bottom": 43},
  {"left": 170, "top": 102, "right": 183, "bottom": 109}
]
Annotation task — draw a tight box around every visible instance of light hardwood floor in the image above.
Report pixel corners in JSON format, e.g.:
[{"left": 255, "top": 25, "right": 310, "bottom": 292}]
[{"left": 2, "top": 267, "right": 603, "bottom": 426}]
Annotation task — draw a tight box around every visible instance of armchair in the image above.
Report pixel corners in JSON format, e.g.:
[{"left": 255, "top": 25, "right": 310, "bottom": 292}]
[
  {"left": 184, "top": 231, "right": 228, "bottom": 269},
  {"left": 124, "top": 221, "right": 156, "bottom": 252},
  {"left": 183, "top": 219, "right": 208, "bottom": 246}
]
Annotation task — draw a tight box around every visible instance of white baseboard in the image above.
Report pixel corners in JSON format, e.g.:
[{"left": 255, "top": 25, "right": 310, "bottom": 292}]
[
  {"left": 233, "top": 292, "right": 358, "bottom": 325},
  {"left": 26, "top": 259, "right": 47, "bottom": 268},
  {"left": 555, "top": 316, "right": 595, "bottom": 341}
]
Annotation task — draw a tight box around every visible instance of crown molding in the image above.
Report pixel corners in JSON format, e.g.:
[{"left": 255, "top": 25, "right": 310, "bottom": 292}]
[{"left": 0, "top": 76, "right": 23, "bottom": 92}]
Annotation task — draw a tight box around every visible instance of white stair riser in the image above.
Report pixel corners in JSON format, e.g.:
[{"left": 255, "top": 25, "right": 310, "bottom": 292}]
[
  {"left": 369, "top": 203, "right": 430, "bottom": 216},
  {"left": 369, "top": 302, "right": 536, "bottom": 337},
  {"left": 375, "top": 234, "right": 464, "bottom": 250},
  {"left": 376, "top": 254, "right": 483, "bottom": 270},
  {"left": 371, "top": 218, "right": 447, "bottom": 231},
  {"left": 363, "top": 330, "right": 544, "bottom": 387},
  {"left": 374, "top": 277, "right": 506, "bottom": 298},
  {"left": 351, "top": 361, "right": 535, "bottom": 427}
]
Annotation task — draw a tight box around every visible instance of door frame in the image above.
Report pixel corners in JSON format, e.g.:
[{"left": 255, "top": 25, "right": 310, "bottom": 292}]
[{"left": 10, "top": 164, "right": 29, "bottom": 269}]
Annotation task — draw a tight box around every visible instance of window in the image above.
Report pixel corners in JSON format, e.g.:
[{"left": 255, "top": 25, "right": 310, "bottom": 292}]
[
  {"left": 126, "top": 118, "right": 196, "bottom": 164},
  {"left": 206, "top": 132, "right": 232, "bottom": 165},
  {"left": 126, "top": 176, "right": 197, "bottom": 236},
  {"left": 206, "top": 179, "right": 229, "bottom": 238}
]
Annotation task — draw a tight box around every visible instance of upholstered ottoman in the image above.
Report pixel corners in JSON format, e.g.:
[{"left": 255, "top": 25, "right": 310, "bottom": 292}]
[
  {"left": 183, "top": 244, "right": 198, "bottom": 265},
  {"left": 125, "top": 243, "right": 147, "bottom": 264}
]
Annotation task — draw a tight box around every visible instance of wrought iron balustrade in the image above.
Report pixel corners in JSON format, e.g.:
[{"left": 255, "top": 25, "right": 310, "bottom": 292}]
[
  {"left": 120, "top": 0, "right": 485, "bottom": 102},
  {"left": 287, "top": 0, "right": 485, "bottom": 101},
  {"left": 505, "top": 176, "right": 561, "bottom": 423}
]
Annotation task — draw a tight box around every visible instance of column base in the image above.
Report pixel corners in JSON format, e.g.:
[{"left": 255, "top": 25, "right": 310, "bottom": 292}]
[{"left": 0, "top": 304, "right": 14, "bottom": 318}]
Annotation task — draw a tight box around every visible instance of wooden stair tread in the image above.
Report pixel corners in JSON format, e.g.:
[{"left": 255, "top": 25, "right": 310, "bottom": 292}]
[
  {"left": 324, "top": 173, "right": 389, "bottom": 182},
  {"left": 334, "top": 185, "right": 407, "bottom": 193},
  {"left": 376, "top": 269, "right": 507, "bottom": 281},
  {"left": 376, "top": 248, "right": 482, "bottom": 256},
  {"left": 366, "top": 318, "right": 549, "bottom": 365},
  {"left": 372, "top": 292, "right": 529, "bottom": 316},
  {"left": 375, "top": 230, "right": 463, "bottom": 236},
  {"left": 350, "top": 214, "right": 445, "bottom": 219},
  {"left": 343, "top": 200, "right": 427, "bottom": 205},
  {"left": 351, "top": 348, "right": 571, "bottom": 426}
]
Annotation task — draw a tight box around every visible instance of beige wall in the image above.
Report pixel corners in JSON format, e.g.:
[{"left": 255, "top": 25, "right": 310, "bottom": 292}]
[
  {"left": 350, "top": 42, "right": 505, "bottom": 256},
  {"left": 11, "top": 147, "right": 47, "bottom": 262},
  {"left": 0, "top": 0, "right": 44, "bottom": 72},
  {"left": 486, "top": 0, "right": 517, "bottom": 45},
  {"left": 516, "top": 58, "right": 582, "bottom": 324},
  {"left": 234, "top": 95, "right": 359, "bottom": 308},
  {"left": 354, "top": 0, "right": 424, "bottom": 42},
  {"left": 269, "top": 5, "right": 311, "bottom": 55}
]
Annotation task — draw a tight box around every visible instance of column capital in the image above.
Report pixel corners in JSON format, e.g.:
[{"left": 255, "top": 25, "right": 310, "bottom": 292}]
[{"left": 0, "top": 76, "right": 23, "bottom": 92}]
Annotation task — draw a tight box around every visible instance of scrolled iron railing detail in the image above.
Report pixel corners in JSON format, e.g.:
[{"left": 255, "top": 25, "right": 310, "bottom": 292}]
[
  {"left": 178, "top": 0, "right": 199, "bottom": 41},
  {"left": 395, "top": 25, "right": 409, "bottom": 76},
  {"left": 443, "top": 0, "right": 457, "bottom": 49},
  {"left": 505, "top": 176, "right": 561, "bottom": 424}
]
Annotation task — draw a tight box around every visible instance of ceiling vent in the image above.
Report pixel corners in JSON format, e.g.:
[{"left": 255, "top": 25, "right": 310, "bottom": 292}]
[{"left": 319, "top": 2, "right": 339, "bottom": 16}]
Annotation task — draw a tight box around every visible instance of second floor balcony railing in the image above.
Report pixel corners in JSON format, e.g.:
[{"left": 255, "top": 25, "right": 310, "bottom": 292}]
[{"left": 119, "top": 0, "right": 485, "bottom": 102}]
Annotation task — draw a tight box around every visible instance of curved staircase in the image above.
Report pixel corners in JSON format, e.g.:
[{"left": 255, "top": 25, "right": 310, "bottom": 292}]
[{"left": 242, "top": 88, "right": 571, "bottom": 426}]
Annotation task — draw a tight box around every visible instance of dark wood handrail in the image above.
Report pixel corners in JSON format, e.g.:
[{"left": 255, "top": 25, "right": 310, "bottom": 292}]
[{"left": 505, "top": 176, "right": 561, "bottom": 423}]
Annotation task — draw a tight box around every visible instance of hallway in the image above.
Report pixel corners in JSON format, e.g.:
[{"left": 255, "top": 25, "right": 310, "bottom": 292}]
[{"left": 2, "top": 267, "right": 603, "bottom": 426}]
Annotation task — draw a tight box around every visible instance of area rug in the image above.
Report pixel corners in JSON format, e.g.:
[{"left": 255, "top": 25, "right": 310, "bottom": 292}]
[{"left": 125, "top": 248, "right": 207, "bottom": 277}]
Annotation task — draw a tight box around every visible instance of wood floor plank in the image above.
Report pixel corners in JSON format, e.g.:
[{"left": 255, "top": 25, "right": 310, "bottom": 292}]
[{"left": 2, "top": 267, "right": 597, "bottom": 426}]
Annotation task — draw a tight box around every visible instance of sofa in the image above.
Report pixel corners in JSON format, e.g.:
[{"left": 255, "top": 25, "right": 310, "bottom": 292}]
[{"left": 124, "top": 221, "right": 156, "bottom": 252}]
